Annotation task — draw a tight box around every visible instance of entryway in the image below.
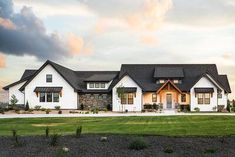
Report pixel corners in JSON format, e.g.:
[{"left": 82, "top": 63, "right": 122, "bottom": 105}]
[{"left": 166, "top": 94, "right": 172, "bottom": 109}]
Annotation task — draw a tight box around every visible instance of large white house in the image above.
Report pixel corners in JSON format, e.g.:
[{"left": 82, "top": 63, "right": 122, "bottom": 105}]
[{"left": 3, "top": 60, "right": 231, "bottom": 112}]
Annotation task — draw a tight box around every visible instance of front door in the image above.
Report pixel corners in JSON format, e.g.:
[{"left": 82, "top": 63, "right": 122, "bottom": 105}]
[{"left": 166, "top": 94, "right": 172, "bottom": 109}]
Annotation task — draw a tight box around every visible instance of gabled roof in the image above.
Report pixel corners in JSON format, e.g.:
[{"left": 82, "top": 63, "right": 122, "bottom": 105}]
[
  {"left": 3, "top": 70, "right": 36, "bottom": 90},
  {"left": 154, "top": 67, "right": 184, "bottom": 78},
  {"left": 19, "top": 60, "right": 80, "bottom": 91},
  {"left": 156, "top": 80, "right": 182, "bottom": 94},
  {"left": 118, "top": 64, "right": 231, "bottom": 93}
]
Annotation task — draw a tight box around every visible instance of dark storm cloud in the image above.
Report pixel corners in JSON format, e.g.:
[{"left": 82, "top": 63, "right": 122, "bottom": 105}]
[{"left": 0, "top": 0, "right": 67, "bottom": 60}]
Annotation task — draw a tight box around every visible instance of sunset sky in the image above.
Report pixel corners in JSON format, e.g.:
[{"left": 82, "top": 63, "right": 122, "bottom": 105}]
[{"left": 0, "top": 0, "right": 235, "bottom": 100}]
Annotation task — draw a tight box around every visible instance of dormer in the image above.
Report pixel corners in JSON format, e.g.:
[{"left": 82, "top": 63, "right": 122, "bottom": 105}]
[
  {"left": 154, "top": 67, "right": 184, "bottom": 84},
  {"left": 84, "top": 74, "right": 116, "bottom": 90}
]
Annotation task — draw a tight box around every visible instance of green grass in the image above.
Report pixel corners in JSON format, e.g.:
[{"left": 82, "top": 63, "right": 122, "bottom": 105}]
[{"left": 0, "top": 116, "right": 235, "bottom": 136}]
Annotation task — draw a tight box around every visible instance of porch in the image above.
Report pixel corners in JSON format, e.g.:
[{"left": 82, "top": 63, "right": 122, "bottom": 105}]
[{"left": 143, "top": 80, "right": 190, "bottom": 111}]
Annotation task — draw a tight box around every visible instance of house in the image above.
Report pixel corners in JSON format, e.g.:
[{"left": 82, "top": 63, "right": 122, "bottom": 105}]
[{"left": 3, "top": 60, "right": 231, "bottom": 112}]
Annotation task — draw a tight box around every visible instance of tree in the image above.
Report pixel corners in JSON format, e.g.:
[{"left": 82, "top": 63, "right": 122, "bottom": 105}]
[
  {"left": 116, "top": 85, "right": 125, "bottom": 113},
  {"left": 10, "top": 95, "right": 18, "bottom": 109},
  {"left": 227, "top": 99, "right": 230, "bottom": 112},
  {"left": 233, "top": 99, "right": 235, "bottom": 107},
  {"left": 25, "top": 101, "right": 29, "bottom": 111}
]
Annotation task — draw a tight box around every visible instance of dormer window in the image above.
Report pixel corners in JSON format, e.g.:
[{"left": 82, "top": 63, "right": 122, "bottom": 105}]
[
  {"left": 89, "top": 83, "right": 94, "bottom": 88},
  {"left": 173, "top": 79, "right": 182, "bottom": 84},
  {"left": 46, "top": 74, "right": 52, "bottom": 83},
  {"left": 95, "top": 83, "right": 99, "bottom": 88},
  {"left": 159, "top": 80, "right": 165, "bottom": 84},
  {"left": 101, "top": 83, "right": 105, "bottom": 88}
]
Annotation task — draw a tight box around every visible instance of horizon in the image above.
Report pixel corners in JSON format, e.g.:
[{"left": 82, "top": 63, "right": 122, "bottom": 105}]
[{"left": 0, "top": 0, "right": 235, "bottom": 101}]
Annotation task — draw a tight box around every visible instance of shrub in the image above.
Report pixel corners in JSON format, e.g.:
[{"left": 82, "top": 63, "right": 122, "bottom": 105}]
[
  {"left": 25, "top": 101, "right": 29, "bottom": 111},
  {"left": 106, "top": 104, "right": 112, "bottom": 111},
  {"left": 34, "top": 105, "right": 41, "bottom": 111},
  {"left": 50, "top": 133, "right": 60, "bottom": 146},
  {"left": 212, "top": 106, "right": 217, "bottom": 111},
  {"left": 85, "top": 111, "right": 89, "bottom": 114},
  {"left": 91, "top": 107, "right": 99, "bottom": 114},
  {"left": 144, "top": 103, "right": 152, "bottom": 109},
  {"left": 12, "top": 129, "right": 20, "bottom": 146},
  {"left": 231, "top": 107, "right": 235, "bottom": 112},
  {"left": 141, "top": 109, "right": 146, "bottom": 113},
  {"left": 163, "top": 147, "right": 174, "bottom": 154},
  {"left": 204, "top": 148, "right": 218, "bottom": 154},
  {"left": 128, "top": 138, "right": 148, "bottom": 150},
  {"left": 0, "top": 108, "right": 5, "bottom": 114},
  {"left": 194, "top": 107, "right": 200, "bottom": 112},
  {"left": 80, "top": 104, "right": 84, "bottom": 110},
  {"left": 45, "top": 126, "right": 49, "bottom": 137},
  {"left": 218, "top": 105, "right": 225, "bottom": 112},
  {"left": 58, "top": 110, "right": 62, "bottom": 114},
  {"left": 45, "top": 109, "right": 51, "bottom": 114},
  {"left": 54, "top": 106, "right": 61, "bottom": 110},
  {"left": 103, "top": 108, "right": 108, "bottom": 112},
  {"left": 76, "top": 126, "right": 82, "bottom": 138},
  {"left": 41, "top": 108, "right": 46, "bottom": 111}
]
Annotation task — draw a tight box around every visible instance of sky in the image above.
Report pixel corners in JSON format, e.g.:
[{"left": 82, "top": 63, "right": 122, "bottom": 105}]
[{"left": 0, "top": 0, "right": 235, "bottom": 101}]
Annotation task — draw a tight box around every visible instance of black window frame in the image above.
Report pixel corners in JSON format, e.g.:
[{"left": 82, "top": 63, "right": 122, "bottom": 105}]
[
  {"left": 53, "top": 93, "right": 60, "bottom": 102},
  {"left": 46, "top": 93, "right": 53, "bottom": 102},
  {"left": 181, "top": 94, "right": 186, "bottom": 102},
  {"left": 152, "top": 93, "right": 157, "bottom": 102},
  {"left": 39, "top": 93, "right": 46, "bottom": 102},
  {"left": 46, "top": 74, "right": 52, "bottom": 83}
]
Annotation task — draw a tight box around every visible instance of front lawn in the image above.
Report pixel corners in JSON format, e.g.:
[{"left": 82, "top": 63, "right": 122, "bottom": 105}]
[{"left": 0, "top": 116, "right": 235, "bottom": 136}]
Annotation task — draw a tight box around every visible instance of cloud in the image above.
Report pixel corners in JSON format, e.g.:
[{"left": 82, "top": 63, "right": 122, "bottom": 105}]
[
  {"left": 0, "top": 0, "right": 87, "bottom": 60},
  {"left": 141, "top": 35, "right": 158, "bottom": 45},
  {"left": 68, "top": 33, "right": 84, "bottom": 55},
  {"left": 0, "top": 53, "right": 6, "bottom": 68},
  {"left": 222, "top": 52, "right": 233, "bottom": 60},
  {"left": 166, "top": 0, "right": 235, "bottom": 27}
]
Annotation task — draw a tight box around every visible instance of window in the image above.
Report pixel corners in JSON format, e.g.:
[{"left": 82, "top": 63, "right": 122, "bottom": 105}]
[
  {"left": 47, "top": 93, "right": 52, "bottom": 102},
  {"left": 121, "top": 94, "right": 127, "bottom": 104},
  {"left": 46, "top": 74, "right": 52, "bottom": 83},
  {"left": 218, "top": 91, "right": 222, "bottom": 99},
  {"left": 152, "top": 94, "right": 157, "bottom": 102},
  {"left": 95, "top": 83, "right": 99, "bottom": 88},
  {"left": 128, "top": 93, "right": 134, "bottom": 104},
  {"left": 181, "top": 94, "right": 186, "bottom": 102},
  {"left": 173, "top": 80, "right": 179, "bottom": 84},
  {"left": 39, "top": 93, "right": 45, "bottom": 102},
  {"left": 204, "top": 93, "right": 210, "bottom": 104},
  {"left": 53, "top": 93, "right": 60, "bottom": 102},
  {"left": 159, "top": 80, "right": 165, "bottom": 84},
  {"left": 197, "top": 93, "right": 204, "bottom": 104},
  {"left": 89, "top": 83, "right": 94, "bottom": 88},
  {"left": 101, "top": 83, "right": 105, "bottom": 88}
]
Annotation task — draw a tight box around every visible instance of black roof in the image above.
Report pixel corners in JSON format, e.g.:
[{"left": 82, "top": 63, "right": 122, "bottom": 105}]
[
  {"left": 3, "top": 61, "right": 231, "bottom": 94},
  {"left": 118, "top": 64, "right": 231, "bottom": 93},
  {"left": 154, "top": 67, "right": 184, "bottom": 78},
  {"left": 84, "top": 74, "right": 117, "bottom": 82}
]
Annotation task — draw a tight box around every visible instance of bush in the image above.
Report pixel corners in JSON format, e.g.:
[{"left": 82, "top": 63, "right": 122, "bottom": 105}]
[
  {"left": 218, "top": 105, "right": 225, "bottom": 112},
  {"left": 50, "top": 133, "right": 60, "bottom": 146},
  {"left": 10, "top": 95, "right": 18, "bottom": 110},
  {"left": 106, "top": 104, "right": 112, "bottom": 111},
  {"left": 58, "top": 110, "right": 62, "bottom": 114},
  {"left": 141, "top": 109, "right": 146, "bottom": 113},
  {"left": 204, "top": 148, "right": 218, "bottom": 154},
  {"left": 34, "top": 105, "right": 41, "bottom": 111},
  {"left": 41, "top": 108, "right": 46, "bottom": 111},
  {"left": 163, "top": 147, "right": 174, "bottom": 153},
  {"left": 80, "top": 104, "right": 84, "bottom": 110},
  {"left": 153, "top": 103, "right": 159, "bottom": 110},
  {"left": 194, "top": 107, "right": 200, "bottom": 112},
  {"left": 0, "top": 108, "right": 5, "bottom": 114},
  {"left": 12, "top": 129, "right": 20, "bottom": 146},
  {"left": 54, "top": 106, "right": 61, "bottom": 110},
  {"left": 25, "top": 101, "right": 29, "bottom": 111},
  {"left": 45, "top": 109, "right": 51, "bottom": 114},
  {"left": 128, "top": 138, "right": 148, "bottom": 150},
  {"left": 231, "top": 107, "right": 235, "bottom": 112},
  {"left": 76, "top": 126, "right": 82, "bottom": 138},
  {"left": 91, "top": 107, "right": 99, "bottom": 114},
  {"left": 144, "top": 103, "right": 152, "bottom": 109},
  {"left": 85, "top": 111, "right": 89, "bottom": 114},
  {"left": 227, "top": 101, "right": 230, "bottom": 112},
  {"left": 45, "top": 126, "right": 49, "bottom": 137}
]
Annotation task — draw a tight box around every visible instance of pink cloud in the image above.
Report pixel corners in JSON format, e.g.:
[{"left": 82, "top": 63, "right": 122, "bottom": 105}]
[
  {"left": 0, "top": 17, "right": 16, "bottom": 30},
  {"left": 0, "top": 53, "right": 6, "bottom": 68}
]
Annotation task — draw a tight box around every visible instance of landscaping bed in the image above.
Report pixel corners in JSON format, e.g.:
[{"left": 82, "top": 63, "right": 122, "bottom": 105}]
[{"left": 0, "top": 134, "right": 235, "bottom": 157}]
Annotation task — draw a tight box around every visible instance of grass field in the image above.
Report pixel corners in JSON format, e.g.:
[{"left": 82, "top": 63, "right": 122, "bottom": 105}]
[{"left": 0, "top": 116, "right": 235, "bottom": 136}]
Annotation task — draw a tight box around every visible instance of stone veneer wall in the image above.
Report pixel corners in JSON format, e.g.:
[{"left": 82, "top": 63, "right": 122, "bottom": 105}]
[{"left": 79, "top": 93, "right": 112, "bottom": 110}]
